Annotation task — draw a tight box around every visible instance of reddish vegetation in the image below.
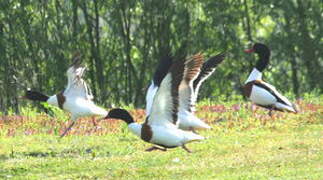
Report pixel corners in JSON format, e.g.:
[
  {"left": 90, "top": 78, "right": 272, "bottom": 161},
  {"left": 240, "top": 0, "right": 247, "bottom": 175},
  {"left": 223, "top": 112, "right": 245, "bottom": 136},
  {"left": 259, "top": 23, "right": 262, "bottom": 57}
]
[
  {"left": 201, "top": 100, "right": 322, "bottom": 113},
  {"left": 202, "top": 104, "right": 227, "bottom": 113},
  {"left": 0, "top": 101, "right": 321, "bottom": 137}
]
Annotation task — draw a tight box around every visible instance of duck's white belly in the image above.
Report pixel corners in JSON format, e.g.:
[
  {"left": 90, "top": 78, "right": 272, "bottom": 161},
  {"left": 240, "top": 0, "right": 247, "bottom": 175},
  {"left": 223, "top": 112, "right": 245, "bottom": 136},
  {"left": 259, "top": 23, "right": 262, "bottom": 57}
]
[
  {"left": 128, "top": 121, "right": 204, "bottom": 147},
  {"left": 63, "top": 98, "right": 107, "bottom": 118},
  {"left": 149, "top": 125, "right": 184, "bottom": 147},
  {"left": 129, "top": 123, "right": 188, "bottom": 147}
]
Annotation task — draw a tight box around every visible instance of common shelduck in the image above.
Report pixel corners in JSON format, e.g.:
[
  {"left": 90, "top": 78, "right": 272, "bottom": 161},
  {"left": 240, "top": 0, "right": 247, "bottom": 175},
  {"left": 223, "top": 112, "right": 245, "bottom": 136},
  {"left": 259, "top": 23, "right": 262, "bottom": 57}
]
[
  {"left": 105, "top": 54, "right": 205, "bottom": 152},
  {"left": 243, "top": 43, "right": 298, "bottom": 114},
  {"left": 146, "top": 53, "right": 226, "bottom": 131},
  {"left": 22, "top": 54, "right": 108, "bottom": 137}
]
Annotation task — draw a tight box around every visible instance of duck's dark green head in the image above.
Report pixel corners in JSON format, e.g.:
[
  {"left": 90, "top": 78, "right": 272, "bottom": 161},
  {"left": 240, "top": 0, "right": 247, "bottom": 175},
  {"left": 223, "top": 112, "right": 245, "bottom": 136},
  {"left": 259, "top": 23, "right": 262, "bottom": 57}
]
[
  {"left": 22, "top": 90, "right": 49, "bottom": 102},
  {"left": 253, "top": 43, "right": 270, "bottom": 55},
  {"left": 245, "top": 43, "right": 270, "bottom": 54},
  {"left": 245, "top": 43, "right": 271, "bottom": 72},
  {"left": 106, "top": 108, "right": 134, "bottom": 124}
]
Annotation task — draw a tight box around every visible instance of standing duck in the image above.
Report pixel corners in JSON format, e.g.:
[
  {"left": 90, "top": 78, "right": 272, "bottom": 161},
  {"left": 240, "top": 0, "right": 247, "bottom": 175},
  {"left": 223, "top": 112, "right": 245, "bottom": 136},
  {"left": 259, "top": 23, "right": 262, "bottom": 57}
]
[
  {"left": 105, "top": 54, "right": 205, "bottom": 152},
  {"left": 22, "top": 54, "right": 108, "bottom": 137},
  {"left": 146, "top": 53, "right": 226, "bottom": 131},
  {"left": 243, "top": 43, "right": 298, "bottom": 114}
]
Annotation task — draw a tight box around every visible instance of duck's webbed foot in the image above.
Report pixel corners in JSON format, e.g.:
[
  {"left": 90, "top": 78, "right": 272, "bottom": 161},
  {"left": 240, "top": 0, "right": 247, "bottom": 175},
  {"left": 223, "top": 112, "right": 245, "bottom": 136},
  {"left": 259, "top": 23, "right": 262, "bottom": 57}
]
[{"left": 145, "top": 146, "right": 167, "bottom": 152}]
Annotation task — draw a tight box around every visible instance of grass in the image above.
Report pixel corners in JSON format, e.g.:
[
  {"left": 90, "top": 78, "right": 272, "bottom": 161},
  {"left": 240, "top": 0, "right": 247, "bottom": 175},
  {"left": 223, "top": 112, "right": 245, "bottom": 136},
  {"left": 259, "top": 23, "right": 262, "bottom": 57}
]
[{"left": 0, "top": 97, "right": 322, "bottom": 179}]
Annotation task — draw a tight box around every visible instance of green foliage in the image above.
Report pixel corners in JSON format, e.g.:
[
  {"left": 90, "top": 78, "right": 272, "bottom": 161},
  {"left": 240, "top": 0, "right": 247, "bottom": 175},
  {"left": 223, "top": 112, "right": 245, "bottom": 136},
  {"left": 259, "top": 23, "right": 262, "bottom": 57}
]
[{"left": 0, "top": 0, "right": 322, "bottom": 114}]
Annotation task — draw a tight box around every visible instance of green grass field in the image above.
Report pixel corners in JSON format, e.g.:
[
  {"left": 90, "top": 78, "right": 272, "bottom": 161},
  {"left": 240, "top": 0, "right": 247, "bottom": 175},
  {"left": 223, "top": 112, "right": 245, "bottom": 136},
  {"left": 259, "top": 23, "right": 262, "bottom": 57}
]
[{"left": 0, "top": 96, "right": 322, "bottom": 179}]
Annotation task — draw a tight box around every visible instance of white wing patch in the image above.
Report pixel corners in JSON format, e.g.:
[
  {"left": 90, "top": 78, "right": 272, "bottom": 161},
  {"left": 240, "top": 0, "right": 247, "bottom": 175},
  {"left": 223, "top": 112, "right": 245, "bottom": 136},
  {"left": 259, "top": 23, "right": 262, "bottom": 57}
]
[
  {"left": 145, "top": 81, "right": 158, "bottom": 116},
  {"left": 250, "top": 85, "right": 277, "bottom": 105},
  {"left": 148, "top": 74, "right": 175, "bottom": 126},
  {"left": 64, "top": 65, "right": 93, "bottom": 101},
  {"left": 251, "top": 80, "right": 296, "bottom": 112},
  {"left": 64, "top": 78, "right": 91, "bottom": 100},
  {"left": 260, "top": 81, "right": 293, "bottom": 107}
]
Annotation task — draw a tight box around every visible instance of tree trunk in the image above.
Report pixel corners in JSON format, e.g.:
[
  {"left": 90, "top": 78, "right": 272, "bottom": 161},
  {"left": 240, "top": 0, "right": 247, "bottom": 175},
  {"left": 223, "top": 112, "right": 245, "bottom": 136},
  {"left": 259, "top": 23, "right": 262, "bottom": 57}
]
[
  {"left": 81, "top": 1, "right": 99, "bottom": 100},
  {"left": 94, "top": 0, "right": 105, "bottom": 100},
  {"left": 118, "top": 3, "right": 139, "bottom": 103},
  {"left": 296, "top": 0, "right": 320, "bottom": 89},
  {"left": 283, "top": 13, "right": 300, "bottom": 97},
  {"left": 243, "top": 0, "right": 253, "bottom": 42}
]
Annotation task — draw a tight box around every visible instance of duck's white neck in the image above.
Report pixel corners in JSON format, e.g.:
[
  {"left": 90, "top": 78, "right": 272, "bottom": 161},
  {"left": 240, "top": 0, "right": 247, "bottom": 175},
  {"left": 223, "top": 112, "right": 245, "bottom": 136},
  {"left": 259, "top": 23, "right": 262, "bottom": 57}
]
[
  {"left": 47, "top": 95, "right": 59, "bottom": 106},
  {"left": 128, "top": 123, "right": 142, "bottom": 137},
  {"left": 245, "top": 68, "right": 262, "bottom": 83}
]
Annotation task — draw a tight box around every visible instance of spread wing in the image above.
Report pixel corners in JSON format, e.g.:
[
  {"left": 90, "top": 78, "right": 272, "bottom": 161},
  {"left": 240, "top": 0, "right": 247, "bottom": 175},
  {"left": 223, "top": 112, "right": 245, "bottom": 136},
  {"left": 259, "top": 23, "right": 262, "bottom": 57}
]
[
  {"left": 66, "top": 53, "right": 83, "bottom": 91},
  {"left": 148, "top": 54, "right": 203, "bottom": 126},
  {"left": 64, "top": 69, "right": 93, "bottom": 100},
  {"left": 145, "top": 81, "right": 158, "bottom": 115},
  {"left": 189, "top": 53, "right": 225, "bottom": 111},
  {"left": 64, "top": 53, "right": 93, "bottom": 100},
  {"left": 153, "top": 54, "right": 173, "bottom": 87},
  {"left": 145, "top": 55, "right": 173, "bottom": 115},
  {"left": 193, "top": 53, "right": 225, "bottom": 94}
]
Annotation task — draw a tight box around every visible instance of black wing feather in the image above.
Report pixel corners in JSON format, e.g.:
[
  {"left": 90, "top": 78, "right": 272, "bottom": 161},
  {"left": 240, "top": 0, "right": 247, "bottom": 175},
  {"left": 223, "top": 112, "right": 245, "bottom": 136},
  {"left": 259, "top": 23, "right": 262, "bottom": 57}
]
[
  {"left": 153, "top": 55, "right": 173, "bottom": 87},
  {"left": 193, "top": 53, "right": 226, "bottom": 91}
]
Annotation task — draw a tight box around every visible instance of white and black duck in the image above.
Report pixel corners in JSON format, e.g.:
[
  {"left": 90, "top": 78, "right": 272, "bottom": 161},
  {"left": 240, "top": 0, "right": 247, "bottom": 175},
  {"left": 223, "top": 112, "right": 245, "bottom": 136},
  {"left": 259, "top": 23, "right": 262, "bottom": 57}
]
[
  {"left": 22, "top": 54, "right": 108, "bottom": 137},
  {"left": 146, "top": 53, "right": 226, "bottom": 131},
  {"left": 243, "top": 43, "right": 298, "bottom": 114},
  {"left": 105, "top": 54, "right": 206, "bottom": 152}
]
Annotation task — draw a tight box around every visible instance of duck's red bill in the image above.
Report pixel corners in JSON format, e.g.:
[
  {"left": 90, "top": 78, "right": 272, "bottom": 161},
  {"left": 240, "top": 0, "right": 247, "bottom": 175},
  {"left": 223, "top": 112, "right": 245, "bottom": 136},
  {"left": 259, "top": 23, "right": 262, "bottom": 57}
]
[{"left": 244, "top": 48, "right": 254, "bottom": 53}]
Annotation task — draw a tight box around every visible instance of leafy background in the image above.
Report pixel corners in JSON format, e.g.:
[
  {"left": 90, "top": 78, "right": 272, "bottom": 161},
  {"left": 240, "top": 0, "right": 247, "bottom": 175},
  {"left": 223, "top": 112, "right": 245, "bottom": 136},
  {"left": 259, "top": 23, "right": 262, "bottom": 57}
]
[{"left": 0, "top": 0, "right": 322, "bottom": 114}]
